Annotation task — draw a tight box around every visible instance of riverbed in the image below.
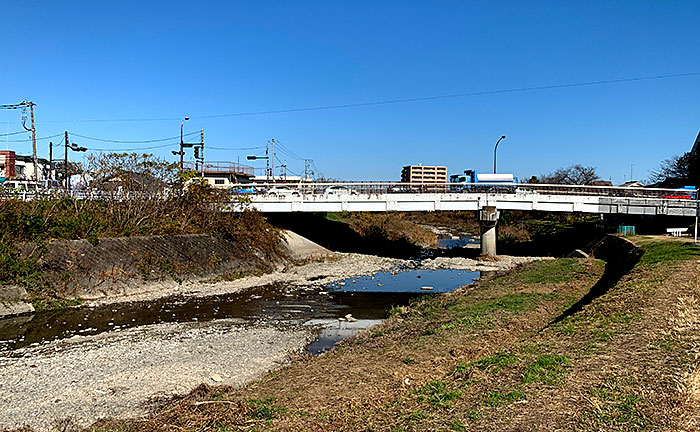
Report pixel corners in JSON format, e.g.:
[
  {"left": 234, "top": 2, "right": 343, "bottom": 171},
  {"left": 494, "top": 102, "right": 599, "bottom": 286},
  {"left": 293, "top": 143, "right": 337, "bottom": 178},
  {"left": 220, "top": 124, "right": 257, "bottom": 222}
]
[{"left": 0, "top": 250, "right": 544, "bottom": 430}]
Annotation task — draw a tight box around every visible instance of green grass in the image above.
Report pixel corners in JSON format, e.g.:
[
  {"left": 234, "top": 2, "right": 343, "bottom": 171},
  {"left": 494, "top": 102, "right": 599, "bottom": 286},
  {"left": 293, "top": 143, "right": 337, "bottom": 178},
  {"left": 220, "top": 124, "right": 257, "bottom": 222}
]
[
  {"left": 638, "top": 241, "right": 700, "bottom": 265},
  {"left": 484, "top": 389, "right": 526, "bottom": 407},
  {"left": 522, "top": 354, "right": 570, "bottom": 385},
  {"left": 452, "top": 352, "right": 518, "bottom": 378},
  {"left": 581, "top": 381, "right": 649, "bottom": 431},
  {"left": 490, "top": 259, "right": 589, "bottom": 286},
  {"left": 418, "top": 290, "right": 558, "bottom": 335},
  {"left": 416, "top": 381, "right": 462, "bottom": 408},
  {"left": 31, "top": 296, "right": 83, "bottom": 311},
  {"left": 246, "top": 398, "right": 287, "bottom": 421}
]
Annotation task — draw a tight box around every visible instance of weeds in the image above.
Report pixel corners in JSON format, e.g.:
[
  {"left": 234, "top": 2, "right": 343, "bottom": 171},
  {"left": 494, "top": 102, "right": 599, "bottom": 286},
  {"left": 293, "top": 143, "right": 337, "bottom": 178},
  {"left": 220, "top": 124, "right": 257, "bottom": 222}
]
[
  {"left": 452, "top": 352, "right": 518, "bottom": 378},
  {"left": 416, "top": 381, "right": 462, "bottom": 408},
  {"left": 580, "top": 379, "right": 649, "bottom": 431},
  {"left": 246, "top": 398, "right": 286, "bottom": 421},
  {"left": 484, "top": 389, "right": 526, "bottom": 406},
  {"left": 638, "top": 241, "right": 700, "bottom": 265},
  {"left": 522, "top": 354, "right": 570, "bottom": 385},
  {"left": 489, "top": 259, "right": 587, "bottom": 286}
]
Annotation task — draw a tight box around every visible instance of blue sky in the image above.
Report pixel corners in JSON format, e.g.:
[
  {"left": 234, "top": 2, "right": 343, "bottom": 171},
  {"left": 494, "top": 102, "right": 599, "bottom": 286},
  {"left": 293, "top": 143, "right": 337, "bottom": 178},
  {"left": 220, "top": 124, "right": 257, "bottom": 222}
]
[{"left": 0, "top": 1, "right": 698, "bottom": 183}]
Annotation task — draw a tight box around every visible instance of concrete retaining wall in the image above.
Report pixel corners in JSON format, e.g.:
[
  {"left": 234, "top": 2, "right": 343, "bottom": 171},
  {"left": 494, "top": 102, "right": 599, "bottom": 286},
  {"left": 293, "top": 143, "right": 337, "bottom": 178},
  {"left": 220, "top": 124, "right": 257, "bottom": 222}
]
[{"left": 15, "top": 230, "right": 332, "bottom": 300}]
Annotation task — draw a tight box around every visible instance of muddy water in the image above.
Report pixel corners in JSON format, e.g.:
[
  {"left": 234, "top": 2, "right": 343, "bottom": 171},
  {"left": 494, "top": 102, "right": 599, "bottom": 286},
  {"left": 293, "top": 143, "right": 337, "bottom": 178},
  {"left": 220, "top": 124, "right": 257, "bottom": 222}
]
[{"left": 0, "top": 267, "right": 480, "bottom": 355}]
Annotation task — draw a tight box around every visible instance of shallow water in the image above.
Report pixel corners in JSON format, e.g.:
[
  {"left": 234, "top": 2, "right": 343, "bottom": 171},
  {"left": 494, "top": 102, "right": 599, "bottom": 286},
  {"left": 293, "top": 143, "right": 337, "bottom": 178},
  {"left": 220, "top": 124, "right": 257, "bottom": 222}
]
[
  {"left": 437, "top": 234, "right": 480, "bottom": 249},
  {"left": 0, "top": 268, "right": 480, "bottom": 354},
  {"left": 327, "top": 269, "right": 480, "bottom": 293}
]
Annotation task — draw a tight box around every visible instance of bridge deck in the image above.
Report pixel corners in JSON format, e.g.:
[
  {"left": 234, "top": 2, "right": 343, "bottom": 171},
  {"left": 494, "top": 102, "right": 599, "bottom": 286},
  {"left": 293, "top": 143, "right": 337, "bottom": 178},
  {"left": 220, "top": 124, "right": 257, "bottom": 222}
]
[{"left": 240, "top": 187, "right": 697, "bottom": 217}]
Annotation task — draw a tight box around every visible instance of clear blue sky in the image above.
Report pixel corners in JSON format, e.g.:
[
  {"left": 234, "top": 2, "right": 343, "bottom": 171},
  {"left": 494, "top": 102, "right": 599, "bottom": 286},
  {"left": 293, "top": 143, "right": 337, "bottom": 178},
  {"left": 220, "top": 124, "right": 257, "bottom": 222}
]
[{"left": 1, "top": 1, "right": 698, "bottom": 183}]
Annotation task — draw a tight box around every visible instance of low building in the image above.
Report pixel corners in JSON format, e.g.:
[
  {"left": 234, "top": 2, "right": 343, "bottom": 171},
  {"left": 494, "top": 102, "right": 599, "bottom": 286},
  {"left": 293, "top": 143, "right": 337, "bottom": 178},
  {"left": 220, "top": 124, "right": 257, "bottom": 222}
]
[
  {"left": 184, "top": 161, "right": 255, "bottom": 188},
  {"left": 401, "top": 164, "right": 447, "bottom": 184},
  {"left": 0, "top": 150, "right": 51, "bottom": 182}
]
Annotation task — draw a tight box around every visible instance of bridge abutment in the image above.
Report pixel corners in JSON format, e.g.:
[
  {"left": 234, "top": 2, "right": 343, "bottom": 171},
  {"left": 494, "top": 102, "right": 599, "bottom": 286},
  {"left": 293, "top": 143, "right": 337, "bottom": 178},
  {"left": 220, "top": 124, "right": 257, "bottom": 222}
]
[{"left": 479, "top": 206, "right": 499, "bottom": 256}]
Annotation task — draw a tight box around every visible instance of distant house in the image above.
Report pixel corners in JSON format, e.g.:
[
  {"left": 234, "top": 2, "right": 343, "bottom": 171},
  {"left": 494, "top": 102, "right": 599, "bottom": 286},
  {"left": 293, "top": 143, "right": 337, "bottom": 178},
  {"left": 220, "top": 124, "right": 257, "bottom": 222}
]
[
  {"left": 184, "top": 161, "right": 255, "bottom": 188},
  {"left": 591, "top": 180, "right": 613, "bottom": 187},
  {"left": 619, "top": 180, "right": 645, "bottom": 188},
  {"left": 0, "top": 150, "right": 51, "bottom": 183}
]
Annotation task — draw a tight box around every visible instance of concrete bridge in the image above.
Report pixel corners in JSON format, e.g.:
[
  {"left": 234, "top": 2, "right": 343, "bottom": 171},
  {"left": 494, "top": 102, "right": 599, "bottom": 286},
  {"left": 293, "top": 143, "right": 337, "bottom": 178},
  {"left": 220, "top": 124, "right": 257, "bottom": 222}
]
[{"left": 238, "top": 182, "right": 698, "bottom": 255}]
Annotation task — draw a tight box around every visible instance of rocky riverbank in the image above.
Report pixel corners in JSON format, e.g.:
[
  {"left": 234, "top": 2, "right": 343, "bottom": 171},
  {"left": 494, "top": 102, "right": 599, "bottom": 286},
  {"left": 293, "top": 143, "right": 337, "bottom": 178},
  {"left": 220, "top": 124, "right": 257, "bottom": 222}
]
[
  {"left": 0, "top": 249, "right": 546, "bottom": 431},
  {"left": 0, "top": 320, "right": 314, "bottom": 431}
]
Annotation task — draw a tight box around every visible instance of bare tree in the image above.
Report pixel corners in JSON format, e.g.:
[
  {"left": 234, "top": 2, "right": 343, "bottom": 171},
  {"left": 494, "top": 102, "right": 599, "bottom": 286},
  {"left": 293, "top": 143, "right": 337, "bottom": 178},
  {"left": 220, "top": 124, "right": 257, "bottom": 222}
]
[
  {"left": 533, "top": 164, "right": 601, "bottom": 185},
  {"left": 649, "top": 152, "right": 696, "bottom": 187}
]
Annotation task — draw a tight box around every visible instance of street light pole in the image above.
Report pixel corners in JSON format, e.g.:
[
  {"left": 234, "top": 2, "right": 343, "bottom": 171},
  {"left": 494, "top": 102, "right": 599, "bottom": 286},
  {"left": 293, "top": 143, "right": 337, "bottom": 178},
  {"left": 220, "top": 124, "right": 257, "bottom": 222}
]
[
  {"left": 493, "top": 135, "right": 506, "bottom": 174},
  {"left": 180, "top": 117, "right": 190, "bottom": 173}
]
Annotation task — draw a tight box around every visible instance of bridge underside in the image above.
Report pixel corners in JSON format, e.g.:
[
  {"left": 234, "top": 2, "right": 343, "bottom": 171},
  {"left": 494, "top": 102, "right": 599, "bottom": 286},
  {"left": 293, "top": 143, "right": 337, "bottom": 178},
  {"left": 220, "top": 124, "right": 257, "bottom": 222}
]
[{"left": 242, "top": 192, "right": 696, "bottom": 256}]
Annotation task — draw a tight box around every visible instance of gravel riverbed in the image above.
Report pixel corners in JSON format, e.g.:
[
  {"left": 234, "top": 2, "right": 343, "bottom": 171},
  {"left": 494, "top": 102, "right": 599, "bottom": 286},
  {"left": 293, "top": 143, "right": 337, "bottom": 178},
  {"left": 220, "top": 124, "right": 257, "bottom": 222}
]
[
  {"left": 0, "top": 320, "right": 314, "bottom": 431},
  {"left": 0, "top": 252, "right": 543, "bottom": 430}
]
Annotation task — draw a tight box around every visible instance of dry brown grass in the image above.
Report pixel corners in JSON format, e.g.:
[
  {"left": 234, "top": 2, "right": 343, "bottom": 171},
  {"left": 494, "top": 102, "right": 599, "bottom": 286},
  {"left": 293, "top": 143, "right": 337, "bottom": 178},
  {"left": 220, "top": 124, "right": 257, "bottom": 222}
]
[{"left": 77, "top": 238, "right": 700, "bottom": 432}]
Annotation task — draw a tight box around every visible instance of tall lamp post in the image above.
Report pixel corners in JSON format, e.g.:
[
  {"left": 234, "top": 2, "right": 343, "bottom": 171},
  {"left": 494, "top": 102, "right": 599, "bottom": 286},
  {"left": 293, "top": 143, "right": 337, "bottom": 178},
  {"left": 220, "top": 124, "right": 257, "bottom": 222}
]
[{"left": 493, "top": 135, "right": 506, "bottom": 174}]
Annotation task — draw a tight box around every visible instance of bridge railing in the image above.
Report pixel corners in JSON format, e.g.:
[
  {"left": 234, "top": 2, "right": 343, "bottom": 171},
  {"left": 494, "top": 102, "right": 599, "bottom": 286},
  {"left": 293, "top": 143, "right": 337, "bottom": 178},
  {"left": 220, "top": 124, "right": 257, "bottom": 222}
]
[
  {"left": 241, "top": 181, "right": 697, "bottom": 201},
  {"left": 0, "top": 181, "right": 695, "bottom": 202}
]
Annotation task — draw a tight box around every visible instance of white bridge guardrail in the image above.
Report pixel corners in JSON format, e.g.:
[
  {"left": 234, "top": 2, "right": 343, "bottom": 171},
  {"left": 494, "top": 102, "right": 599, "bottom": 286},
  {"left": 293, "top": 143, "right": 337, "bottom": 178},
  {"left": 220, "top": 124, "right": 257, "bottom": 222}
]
[
  {"left": 238, "top": 181, "right": 697, "bottom": 199},
  {"left": 0, "top": 182, "right": 697, "bottom": 216},
  {"left": 238, "top": 182, "right": 699, "bottom": 216}
]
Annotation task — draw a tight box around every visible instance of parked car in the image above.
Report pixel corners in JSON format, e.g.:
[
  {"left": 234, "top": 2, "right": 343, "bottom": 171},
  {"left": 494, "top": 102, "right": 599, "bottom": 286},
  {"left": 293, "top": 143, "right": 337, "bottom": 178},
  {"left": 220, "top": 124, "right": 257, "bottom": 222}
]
[
  {"left": 230, "top": 185, "right": 256, "bottom": 195},
  {"left": 324, "top": 185, "right": 358, "bottom": 195},
  {"left": 659, "top": 193, "right": 692, "bottom": 200},
  {"left": 266, "top": 186, "right": 301, "bottom": 197}
]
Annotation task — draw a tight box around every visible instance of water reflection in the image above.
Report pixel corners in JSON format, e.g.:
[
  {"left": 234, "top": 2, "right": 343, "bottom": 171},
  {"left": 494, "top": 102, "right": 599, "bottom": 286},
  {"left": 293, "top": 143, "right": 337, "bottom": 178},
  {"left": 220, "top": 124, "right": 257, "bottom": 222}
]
[{"left": 0, "top": 268, "right": 481, "bottom": 354}]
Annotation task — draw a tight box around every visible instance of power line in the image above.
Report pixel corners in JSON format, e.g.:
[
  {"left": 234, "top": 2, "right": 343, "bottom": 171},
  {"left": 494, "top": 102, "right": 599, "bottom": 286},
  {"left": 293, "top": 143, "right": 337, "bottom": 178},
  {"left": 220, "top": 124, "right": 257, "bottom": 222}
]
[
  {"left": 42, "top": 71, "right": 700, "bottom": 123},
  {"left": 207, "top": 145, "right": 266, "bottom": 151},
  {"left": 0, "top": 130, "right": 29, "bottom": 137},
  {"left": 70, "top": 131, "right": 200, "bottom": 144},
  {"left": 89, "top": 141, "right": 183, "bottom": 152},
  {"left": 275, "top": 141, "right": 305, "bottom": 161},
  {"left": 1, "top": 132, "right": 63, "bottom": 143}
]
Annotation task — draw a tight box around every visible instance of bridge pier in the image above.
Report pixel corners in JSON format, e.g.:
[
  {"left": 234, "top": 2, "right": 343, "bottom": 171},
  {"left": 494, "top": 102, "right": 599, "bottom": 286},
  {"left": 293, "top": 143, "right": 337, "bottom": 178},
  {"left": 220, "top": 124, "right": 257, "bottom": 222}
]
[{"left": 479, "top": 206, "right": 499, "bottom": 256}]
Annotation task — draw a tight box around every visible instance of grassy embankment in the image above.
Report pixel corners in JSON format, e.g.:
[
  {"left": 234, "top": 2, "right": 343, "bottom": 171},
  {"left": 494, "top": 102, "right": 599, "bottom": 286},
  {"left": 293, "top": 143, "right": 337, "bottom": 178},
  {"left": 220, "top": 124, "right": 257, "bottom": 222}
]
[
  {"left": 90, "top": 236, "right": 700, "bottom": 431},
  {"left": 0, "top": 187, "right": 281, "bottom": 309}
]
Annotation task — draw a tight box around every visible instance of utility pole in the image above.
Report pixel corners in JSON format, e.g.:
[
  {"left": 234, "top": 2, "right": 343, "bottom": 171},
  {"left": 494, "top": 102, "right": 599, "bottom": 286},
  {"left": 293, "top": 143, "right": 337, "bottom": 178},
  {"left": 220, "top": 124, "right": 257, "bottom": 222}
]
[
  {"left": 49, "top": 141, "right": 53, "bottom": 183},
  {"left": 304, "top": 159, "right": 312, "bottom": 180},
  {"left": 64, "top": 131, "right": 69, "bottom": 190},
  {"left": 265, "top": 141, "right": 270, "bottom": 181},
  {"left": 281, "top": 163, "right": 287, "bottom": 181},
  {"left": 27, "top": 102, "right": 38, "bottom": 182},
  {"left": 200, "top": 128, "right": 204, "bottom": 178},
  {"left": 270, "top": 139, "right": 276, "bottom": 182}
]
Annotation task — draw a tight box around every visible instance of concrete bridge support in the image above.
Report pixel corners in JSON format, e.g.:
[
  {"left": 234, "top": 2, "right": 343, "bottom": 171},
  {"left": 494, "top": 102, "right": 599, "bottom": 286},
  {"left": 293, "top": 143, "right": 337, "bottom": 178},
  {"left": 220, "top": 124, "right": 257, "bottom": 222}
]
[{"left": 479, "top": 206, "right": 499, "bottom": 256}]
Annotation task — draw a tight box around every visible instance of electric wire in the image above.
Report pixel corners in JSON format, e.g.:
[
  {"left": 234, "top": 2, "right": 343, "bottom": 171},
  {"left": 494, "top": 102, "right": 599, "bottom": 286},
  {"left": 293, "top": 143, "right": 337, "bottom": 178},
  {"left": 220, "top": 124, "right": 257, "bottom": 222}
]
[
  {"left": 70, "top": 131, "right": 200, "bottom": 144},
  {"left": 274, "top": 141, "right": 305, "bottom": 161},
  {"left": 89, "top": 141, "right": 183, "bottom": 152},
  {"left": 42, "top": 71, "right": 700, "bottom": 123},
  {"left": 0, "top": 130, "right": 29, "bottom": 137},
  {"left": 207, "top": 145, "right": 266, "bottom": 151},
  {"left": 1, "top": 132, "right": 63, "bottom": 143}
]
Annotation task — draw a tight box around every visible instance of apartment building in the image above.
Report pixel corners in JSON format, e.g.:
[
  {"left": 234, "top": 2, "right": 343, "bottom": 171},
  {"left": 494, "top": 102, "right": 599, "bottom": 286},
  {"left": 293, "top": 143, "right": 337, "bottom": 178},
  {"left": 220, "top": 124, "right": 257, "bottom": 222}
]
[{"left": 400, "top": 164, "right": 447, "bottom": 184}]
